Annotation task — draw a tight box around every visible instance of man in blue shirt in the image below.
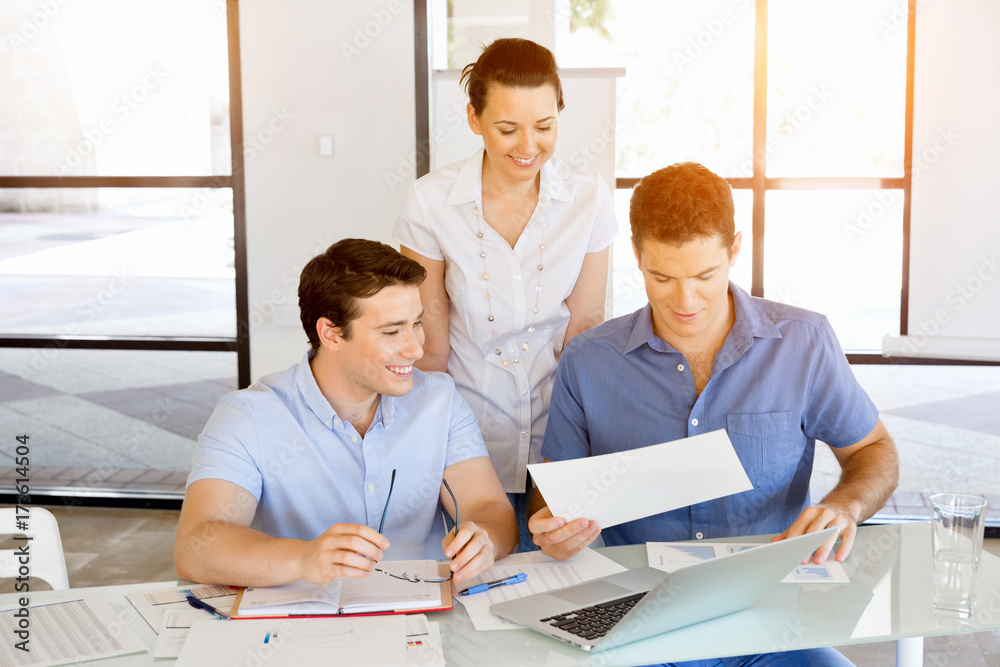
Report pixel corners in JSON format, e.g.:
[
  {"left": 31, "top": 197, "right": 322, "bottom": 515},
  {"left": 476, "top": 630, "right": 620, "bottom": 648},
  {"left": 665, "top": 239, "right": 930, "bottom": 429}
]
[
  {"left": 175, "top": 239, "right": 517, "bottom": 588},
  {"left": 529, "top": 164, "right": 897, "bottom": 666}
]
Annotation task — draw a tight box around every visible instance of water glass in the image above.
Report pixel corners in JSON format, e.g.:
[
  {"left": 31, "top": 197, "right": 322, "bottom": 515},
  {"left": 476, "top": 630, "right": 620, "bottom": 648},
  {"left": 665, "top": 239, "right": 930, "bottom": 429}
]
[{"left": 931, "top": 493, "right": 988, "bottom": 617}]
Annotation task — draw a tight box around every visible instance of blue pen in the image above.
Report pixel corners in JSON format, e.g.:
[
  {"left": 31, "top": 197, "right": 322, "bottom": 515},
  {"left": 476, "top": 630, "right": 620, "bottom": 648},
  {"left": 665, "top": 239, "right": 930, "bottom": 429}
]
[
  {"left": 459, "top": 572, "right": 527, "bottom": 596},
  {"left": 184, "top": 592, "right": 231, "bottom": 620}
]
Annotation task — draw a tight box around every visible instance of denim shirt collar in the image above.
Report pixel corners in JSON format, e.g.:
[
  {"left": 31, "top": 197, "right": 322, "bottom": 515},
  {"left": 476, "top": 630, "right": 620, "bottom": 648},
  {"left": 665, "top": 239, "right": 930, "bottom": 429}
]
[{"left": 623, "top": 282, "right": 782, "bottom": 358}]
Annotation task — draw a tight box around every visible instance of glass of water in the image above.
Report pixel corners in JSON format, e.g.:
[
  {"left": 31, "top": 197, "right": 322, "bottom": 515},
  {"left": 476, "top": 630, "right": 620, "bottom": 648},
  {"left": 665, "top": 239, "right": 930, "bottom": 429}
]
[{"left": 931, "top": 493, "right": 988, "bottom": 618}]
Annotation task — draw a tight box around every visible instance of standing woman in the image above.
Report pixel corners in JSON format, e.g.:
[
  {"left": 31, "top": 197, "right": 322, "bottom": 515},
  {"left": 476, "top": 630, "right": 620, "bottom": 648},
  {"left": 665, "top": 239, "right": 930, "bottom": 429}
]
[{"left": 393, "top": 38, "right": 618, "bottom": 551}]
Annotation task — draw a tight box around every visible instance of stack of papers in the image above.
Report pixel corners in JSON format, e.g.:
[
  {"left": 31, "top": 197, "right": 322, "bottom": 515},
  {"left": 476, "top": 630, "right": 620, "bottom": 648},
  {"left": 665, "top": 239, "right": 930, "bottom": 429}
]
[
  {"left": 128, "top": 582, "right": 447, "bottom": 665},
  {"left": 176, "top": 614, "right": 445, "bottom": 667},
  {"left": 0, "top": 596, "right": 147, "bottom": 666}
]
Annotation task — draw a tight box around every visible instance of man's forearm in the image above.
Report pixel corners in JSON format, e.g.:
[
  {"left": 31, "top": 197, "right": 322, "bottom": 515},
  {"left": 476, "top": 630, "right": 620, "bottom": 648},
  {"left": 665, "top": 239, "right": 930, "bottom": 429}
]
[
  {"left": 176, "top": 520, "right": 306, "bottom": 587},
  {"left": 465, "top": 499, "right": 519, "bottom": 558},
  {"left": 820, "top": 437, "right": 899, "bottom": 524}
]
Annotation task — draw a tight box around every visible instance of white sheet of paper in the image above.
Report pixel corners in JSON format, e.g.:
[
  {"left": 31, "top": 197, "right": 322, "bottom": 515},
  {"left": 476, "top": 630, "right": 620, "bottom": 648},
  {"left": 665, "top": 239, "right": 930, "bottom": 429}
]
[
  {"left": 0, "top": 596, "right": 147, "bottom": 667},
  {"left": 454, "top": 548, "right": 627, "bottom": 631},
  {"left": 176, "top": 615, "right": 407, "bottom": 667},
  {"left": 528, "top": 430, "right": 753, "bottom": 528},
  {"left": 646, "top": 541, "right": 850, "bottom": 584}
]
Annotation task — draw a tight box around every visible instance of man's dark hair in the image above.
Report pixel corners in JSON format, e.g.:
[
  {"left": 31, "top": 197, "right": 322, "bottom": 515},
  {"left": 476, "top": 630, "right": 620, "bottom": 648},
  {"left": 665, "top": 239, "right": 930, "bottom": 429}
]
[
  {"left": 630, "top": 162, "right": 735, "bottom": 254},
  {"left": 298, "top": 238, "right": 426, "bottom": 350}
]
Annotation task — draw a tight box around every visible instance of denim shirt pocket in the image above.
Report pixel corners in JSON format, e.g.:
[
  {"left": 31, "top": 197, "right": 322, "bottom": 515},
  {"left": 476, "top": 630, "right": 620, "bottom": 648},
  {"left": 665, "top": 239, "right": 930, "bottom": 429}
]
[{"left": 725, "top": 411, "right": 794, "bottom": 489}]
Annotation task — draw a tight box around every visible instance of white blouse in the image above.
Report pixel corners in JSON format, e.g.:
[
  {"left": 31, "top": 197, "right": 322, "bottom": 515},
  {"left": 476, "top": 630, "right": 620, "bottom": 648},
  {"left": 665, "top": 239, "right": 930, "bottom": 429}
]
[{"left": 393, "top": 149, "right": 618, "bottom": 492}]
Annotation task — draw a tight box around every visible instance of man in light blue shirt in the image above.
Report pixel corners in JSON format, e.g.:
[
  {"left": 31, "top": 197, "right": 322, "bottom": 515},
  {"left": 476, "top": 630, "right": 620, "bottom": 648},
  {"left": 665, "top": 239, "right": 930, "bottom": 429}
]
[
  {"left": 175, "top": 239, "right": 517, "bottom": 588},
  {"left": 529, "top": 164, "right": 898, "bottom": 666}
]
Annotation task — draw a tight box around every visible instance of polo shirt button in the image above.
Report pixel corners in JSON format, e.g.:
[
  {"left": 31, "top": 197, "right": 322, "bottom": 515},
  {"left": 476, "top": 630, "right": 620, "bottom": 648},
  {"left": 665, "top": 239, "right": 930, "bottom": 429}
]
[
  {"left": 695, "top": 532, "right": 704, "bottom": 539},
  {"left": 677, "top": 364, "right": 685, "bottom": 372},
  {"left": 368, "top": 484, "right": 375, "bottom": 492},
  {"left": 691, "top": 418, "right": 699, "bottom": 427}
]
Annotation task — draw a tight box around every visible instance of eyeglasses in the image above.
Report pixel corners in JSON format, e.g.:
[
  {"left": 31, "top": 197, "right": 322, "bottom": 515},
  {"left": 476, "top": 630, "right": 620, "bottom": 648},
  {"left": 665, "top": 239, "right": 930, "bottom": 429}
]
[{"left": 373, "top": 470, "right": 457, "bottom": 584}]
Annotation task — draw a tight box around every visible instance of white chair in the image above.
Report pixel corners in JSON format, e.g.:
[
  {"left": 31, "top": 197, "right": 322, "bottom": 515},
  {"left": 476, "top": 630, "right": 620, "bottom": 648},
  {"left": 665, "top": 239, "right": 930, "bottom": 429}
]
[{"left": 1, "top": 507, "right": 69, "bottom": 590}]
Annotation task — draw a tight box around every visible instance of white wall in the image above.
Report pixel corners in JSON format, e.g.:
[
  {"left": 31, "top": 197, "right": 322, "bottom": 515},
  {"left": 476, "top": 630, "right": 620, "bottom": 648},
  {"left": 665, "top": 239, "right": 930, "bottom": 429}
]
[
  {"left": 891, "top": 0, "right": 1000, "bottom": 361},
  {"left": 240, "top": 0, "right": 416, "bottom": 379}
]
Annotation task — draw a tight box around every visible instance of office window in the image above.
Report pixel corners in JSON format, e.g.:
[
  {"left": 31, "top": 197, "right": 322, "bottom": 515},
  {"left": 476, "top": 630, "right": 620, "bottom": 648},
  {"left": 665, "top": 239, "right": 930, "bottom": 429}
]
[
  {"left": 0, "top": 188, "right": 235, "bottom": 338},
  {"left": 0, "top": 0, "right": 231, "bottom": 177},
  {"left": 0, "top": 0, "right": 246, "bottom": 503}
]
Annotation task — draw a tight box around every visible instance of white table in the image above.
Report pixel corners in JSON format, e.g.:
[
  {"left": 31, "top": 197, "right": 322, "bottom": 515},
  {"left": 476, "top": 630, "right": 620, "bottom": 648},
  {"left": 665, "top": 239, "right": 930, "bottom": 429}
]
[{"left": 3, "top": 523, "right": 997, "bottom": 665}]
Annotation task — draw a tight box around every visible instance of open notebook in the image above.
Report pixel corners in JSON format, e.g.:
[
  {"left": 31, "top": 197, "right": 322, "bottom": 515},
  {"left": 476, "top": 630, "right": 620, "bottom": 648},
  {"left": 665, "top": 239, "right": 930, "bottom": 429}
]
[{"left": 230, "top": 560, "right": 452, "bottom": 618}]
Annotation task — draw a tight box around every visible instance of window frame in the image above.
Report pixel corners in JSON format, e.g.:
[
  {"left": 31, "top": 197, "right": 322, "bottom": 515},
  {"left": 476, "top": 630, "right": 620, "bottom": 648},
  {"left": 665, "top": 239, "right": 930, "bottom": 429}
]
[
  {"left": 0, "top": 2, "right": 250, "bottom": 385},
  {"left": 413, "top": 0, "right": 998, "bottom": 367}
]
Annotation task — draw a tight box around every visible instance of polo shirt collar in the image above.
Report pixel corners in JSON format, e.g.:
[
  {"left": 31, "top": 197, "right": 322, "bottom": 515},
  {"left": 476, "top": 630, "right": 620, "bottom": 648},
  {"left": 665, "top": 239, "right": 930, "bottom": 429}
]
[
  {"left": 445, "top": 148, "right": 575, "bottom": 207},
  {"left": 295, "top": 349, "right": 397, "bottom": 431},
  {"left": 295, "top": 349, "right": 337, "bottom": 428}
]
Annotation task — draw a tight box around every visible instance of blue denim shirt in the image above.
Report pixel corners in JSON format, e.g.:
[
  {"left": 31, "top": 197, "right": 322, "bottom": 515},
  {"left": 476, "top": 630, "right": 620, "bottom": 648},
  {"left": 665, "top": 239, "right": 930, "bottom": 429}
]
[
  {"left": 541, "top": 283, "right": 878, "bottom": 546},
  {"left": 187, "top": 351, "right": 489, "bottom": 560}
]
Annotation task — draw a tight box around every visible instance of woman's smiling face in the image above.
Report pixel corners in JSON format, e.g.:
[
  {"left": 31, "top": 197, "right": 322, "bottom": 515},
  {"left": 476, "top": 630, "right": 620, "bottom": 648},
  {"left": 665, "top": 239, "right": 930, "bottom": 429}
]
[{"left": 467, "top": 83, "right": 559, "bottom": 189}]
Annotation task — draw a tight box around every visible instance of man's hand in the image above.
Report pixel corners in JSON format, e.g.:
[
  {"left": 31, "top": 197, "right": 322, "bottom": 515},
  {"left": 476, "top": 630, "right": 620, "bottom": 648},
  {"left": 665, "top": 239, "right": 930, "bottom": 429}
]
[
  {"left": 528, "top": 506, "right": 600, "bottom": 561},
  {"left": 773, "top": 419, "right": 899, "bottom": 565},
  {"left": 297, "top": 523, "right": 390, "bottom": 585},
  {"left": 772, "top": 503, "right": 856, "bottom": 564},
  {"left": 442, "top": 521, "right": 497, "bottom": 583}
]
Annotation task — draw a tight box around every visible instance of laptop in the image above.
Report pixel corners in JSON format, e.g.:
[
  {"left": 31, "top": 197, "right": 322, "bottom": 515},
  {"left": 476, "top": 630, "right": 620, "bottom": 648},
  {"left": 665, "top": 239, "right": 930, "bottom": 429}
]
[{"left": 490, "top": 528, "right": 838, "bottom": 652}]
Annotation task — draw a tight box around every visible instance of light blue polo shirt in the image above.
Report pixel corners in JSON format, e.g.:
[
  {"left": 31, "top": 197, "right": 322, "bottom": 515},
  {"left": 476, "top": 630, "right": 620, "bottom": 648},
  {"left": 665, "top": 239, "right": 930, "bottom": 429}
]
[
  {"left": 187, "top": 351, "right": 489, "bottom": 560},
  {"left": 541, "top": 282, "right": 879, "bottom": 546}
]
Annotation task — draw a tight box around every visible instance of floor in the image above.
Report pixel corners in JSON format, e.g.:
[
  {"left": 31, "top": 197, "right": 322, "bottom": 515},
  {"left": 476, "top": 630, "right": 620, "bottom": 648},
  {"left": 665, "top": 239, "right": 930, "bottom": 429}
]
[{"left": 4, "top": 505, "right": 1000, "bottom": 665}]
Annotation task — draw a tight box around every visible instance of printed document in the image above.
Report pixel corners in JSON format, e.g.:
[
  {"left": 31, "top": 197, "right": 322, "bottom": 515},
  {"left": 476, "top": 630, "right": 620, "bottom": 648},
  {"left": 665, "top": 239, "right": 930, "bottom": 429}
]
[
  {"left": 454, "top": 548, "right": 627, "bottom": 631},
  {"left": 177, "top": 615, "right": 408, "bottom": 667},
  {"left": 647, "top": 541, "right": 850, "bottom": 583},
  {"left": 0, "top": 596, "right": 147, "bottom": 667},
  {"left": 528, "top": 429, "right": 753, "bottom": 528}
]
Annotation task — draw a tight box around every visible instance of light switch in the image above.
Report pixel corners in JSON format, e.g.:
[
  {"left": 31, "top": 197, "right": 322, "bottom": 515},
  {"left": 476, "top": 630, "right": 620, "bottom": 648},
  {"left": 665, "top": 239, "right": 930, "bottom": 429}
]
[{"left": 318, "top": 135, "right": 334, "bottom": 157}]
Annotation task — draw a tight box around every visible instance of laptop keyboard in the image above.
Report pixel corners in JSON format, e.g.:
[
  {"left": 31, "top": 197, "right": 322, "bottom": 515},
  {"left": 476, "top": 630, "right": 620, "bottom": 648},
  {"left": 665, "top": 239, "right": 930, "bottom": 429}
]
[{"left": 538, "top": 591, "right": 648, "bottom": 641}]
